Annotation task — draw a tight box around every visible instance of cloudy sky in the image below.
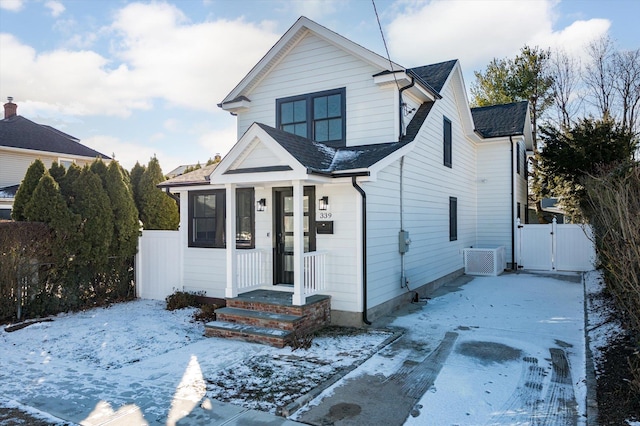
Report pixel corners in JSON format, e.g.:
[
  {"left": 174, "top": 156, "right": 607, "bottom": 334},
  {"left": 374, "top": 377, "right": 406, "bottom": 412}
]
[{"left": 1, "top": 0, "right": 638, "bottom": 173}]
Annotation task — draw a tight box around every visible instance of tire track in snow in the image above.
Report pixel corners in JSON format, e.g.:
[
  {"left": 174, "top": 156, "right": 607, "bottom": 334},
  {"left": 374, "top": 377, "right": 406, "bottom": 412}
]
[
  {"left": 539, "top": 348, "right": 578, "bottom": 426},
  {"left": 487, "top": 356, "right": 546, "bottom": 425},
  {"left": 388, "top": 331, "right": 459, "bottom": 398}
]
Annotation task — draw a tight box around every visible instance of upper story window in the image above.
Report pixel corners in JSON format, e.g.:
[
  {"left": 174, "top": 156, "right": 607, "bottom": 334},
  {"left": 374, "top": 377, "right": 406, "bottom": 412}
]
[
  {"left": 276, "top": 88, "right": 346, "bottom": 146},
  {"left": 59, "top": 158, "right": 74, "bottom": 169},
  {"left": 443, "top": 117, "right": 452, "bottom": 168}
]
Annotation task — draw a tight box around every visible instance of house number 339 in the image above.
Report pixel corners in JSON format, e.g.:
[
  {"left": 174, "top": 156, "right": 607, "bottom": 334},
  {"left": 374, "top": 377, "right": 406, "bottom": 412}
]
[{"left": 319, "top": 212, "right": 332, "bottom": 219}]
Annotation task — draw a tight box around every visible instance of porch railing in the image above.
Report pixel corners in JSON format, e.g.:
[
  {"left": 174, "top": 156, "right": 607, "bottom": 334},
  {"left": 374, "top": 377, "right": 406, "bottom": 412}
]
[
  {"left": 303, "top": 251, "right": 327, "bottom": 297},
  {"left": 236, "top": 249, "right": 270, "bottom": 291}
]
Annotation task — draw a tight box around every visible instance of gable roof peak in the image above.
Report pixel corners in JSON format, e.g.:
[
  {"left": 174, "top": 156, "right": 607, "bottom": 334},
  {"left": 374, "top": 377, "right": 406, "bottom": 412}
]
[{"left": 220, "top": 16, "right": 403, "bottom": 108}]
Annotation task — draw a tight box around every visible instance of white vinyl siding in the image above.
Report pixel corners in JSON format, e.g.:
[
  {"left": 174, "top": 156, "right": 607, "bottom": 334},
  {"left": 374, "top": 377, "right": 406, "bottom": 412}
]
[
  {"left": 476, "top": 138, "right": 526, "bottom": 264},
  {"left": 235, "top": 33, "right": 397, "bottom": 146},
  {"left": 363, "top": 81, "right": 478, "bottom": 310},
  {"left": 0, "top": 149, "right": 93, "bottom": 188}
]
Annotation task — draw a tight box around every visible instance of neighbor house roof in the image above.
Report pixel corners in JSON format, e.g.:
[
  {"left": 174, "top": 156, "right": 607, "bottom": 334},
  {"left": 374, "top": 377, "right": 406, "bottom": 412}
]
[
  {"left": 0, "top": 115, "right": 109, "bottom": 159},
  {"left": 471, "top": 101, "right": 529, "bottom": 138},
  {"left": 158, "top": 163, "right": 219, "bottom": 187}
]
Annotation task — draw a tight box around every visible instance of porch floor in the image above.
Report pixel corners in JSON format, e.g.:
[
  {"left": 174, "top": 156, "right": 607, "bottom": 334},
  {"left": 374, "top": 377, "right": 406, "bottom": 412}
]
[{"left": 234, "top": 289, "right": 329, "bottom": 306}]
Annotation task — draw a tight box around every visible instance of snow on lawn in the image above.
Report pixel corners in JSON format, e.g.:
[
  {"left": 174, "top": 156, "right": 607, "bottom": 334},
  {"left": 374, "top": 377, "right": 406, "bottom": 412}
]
[{"left": 0, "top": 300, "right": 391, "bottom": 424}]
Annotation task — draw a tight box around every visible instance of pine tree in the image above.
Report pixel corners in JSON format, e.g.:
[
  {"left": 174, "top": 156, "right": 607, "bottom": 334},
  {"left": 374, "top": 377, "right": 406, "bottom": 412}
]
[
  {"left": 130, "top": 161, "right": 146, "bottom": 215},
  {"left": 105, "top": 161, "right": 139, "bottom": 257},
  {"left": 70, "top": 168, "right": 114, "bottom": 268},
  {"left": 24, "top": 173, "right": 78, "bottom": 260},
  {"left": 137, "top": 157, "right": 179, "bottom": 230},
  {"left": 12, "top": 159, "right": 45, "bottom": 221},
  {"left": 57, "top": 163, "right": 81, "bottom": 202},
  {"left": 89, "top": 159, "right": 109, "bottom": 188},
  {"left": 48, "top": 161, "right": 66, "bottom": 183}
]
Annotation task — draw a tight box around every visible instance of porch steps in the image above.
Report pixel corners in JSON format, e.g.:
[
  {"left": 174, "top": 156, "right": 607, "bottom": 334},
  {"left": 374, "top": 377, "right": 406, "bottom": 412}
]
[
  {"left": 215, "top": 307, "right": 303, "bottom": 331},
  {"left": 204, "top": 289, "right": 331, "bottom": 348},
  {"left": 204, "top": 322, "right": 292, "bottom": 348}
]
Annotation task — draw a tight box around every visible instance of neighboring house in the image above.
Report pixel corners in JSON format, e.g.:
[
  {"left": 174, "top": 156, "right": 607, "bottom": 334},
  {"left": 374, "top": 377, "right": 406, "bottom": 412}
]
[
  {"left": 159, "top": 17, "right": 532, "bottom": 329},
  {"left": 0, "top": 99, "right": 110, "bottom": 219}
]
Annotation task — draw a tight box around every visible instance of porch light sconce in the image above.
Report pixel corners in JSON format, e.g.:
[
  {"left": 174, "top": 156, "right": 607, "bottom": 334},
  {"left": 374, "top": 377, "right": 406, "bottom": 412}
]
[
  {"left": 257, "top": 198, "right": 267, "bottom": 212},
  {"left": 318, "top": 196, "right": 329, "bottom": 211}
]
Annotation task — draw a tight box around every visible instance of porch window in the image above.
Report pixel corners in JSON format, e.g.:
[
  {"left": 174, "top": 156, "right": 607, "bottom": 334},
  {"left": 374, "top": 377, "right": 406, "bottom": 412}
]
[
  {"left": 449, "top": 196, "right": 457, "bottom": 241},
  {"left": 188, "top": 188, "right": 255, "bottom": 248},
  {"left": 189, "top": 190, "right": 225, "bottom": 248},
  {"left": 443, "top": 117, "right": 452, "bottom": 168},
  {"left": 276, "top": 88, "right": 346, "bottom": 146}
]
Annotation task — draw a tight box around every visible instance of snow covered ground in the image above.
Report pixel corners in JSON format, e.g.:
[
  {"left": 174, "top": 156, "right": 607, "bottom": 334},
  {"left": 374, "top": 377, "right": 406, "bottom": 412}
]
[{"left": 1, "top": 272, "right": 591, "bottom": 425}]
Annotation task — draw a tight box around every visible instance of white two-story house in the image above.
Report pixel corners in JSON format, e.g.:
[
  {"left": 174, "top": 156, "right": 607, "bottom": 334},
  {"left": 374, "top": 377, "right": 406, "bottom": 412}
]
[{"left": 159, "top": 17, "right": 532, "bottom": 339}]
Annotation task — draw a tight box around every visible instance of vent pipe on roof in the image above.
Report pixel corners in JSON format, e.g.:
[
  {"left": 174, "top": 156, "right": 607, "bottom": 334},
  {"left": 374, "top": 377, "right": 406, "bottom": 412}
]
[{"left": 4, "top": 97, "right": 17, "bottom": 119}]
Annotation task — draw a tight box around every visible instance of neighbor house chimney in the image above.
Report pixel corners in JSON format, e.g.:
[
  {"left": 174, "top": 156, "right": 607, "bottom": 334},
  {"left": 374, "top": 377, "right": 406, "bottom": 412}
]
[{"left": 4, "top": 97, "right": 17, "bottom": 119}]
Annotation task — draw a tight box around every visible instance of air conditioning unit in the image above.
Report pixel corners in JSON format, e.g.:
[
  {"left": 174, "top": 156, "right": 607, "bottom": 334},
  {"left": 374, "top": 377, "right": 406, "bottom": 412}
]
[{"left": 463, "top": 246, "right": 506, "bottom": 276}]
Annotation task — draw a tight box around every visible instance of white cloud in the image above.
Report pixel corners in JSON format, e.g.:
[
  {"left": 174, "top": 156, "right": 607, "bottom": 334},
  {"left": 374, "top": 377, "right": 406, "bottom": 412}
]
[
  {"left": 283, "top": 0, "right": 340, "bottom": 20},
  {"left": 109, "top": 2, "right": 280, "bottom": 111},
  {"left": 45, "top": 0, "right": 65, "bottom": 17},
  {"left": 0, "top": 2, "right": 280, "bottom": 118},
  {"left": 386, "top": 0, "right": 610, "bottom": 71},
  {"left": 82, "top": 134, "right": 187, "bottom": 172},
  {"left": 197, "top": 126, "right": 237, "bottom": 159},
  {"left": 0, "top": 0, "right": 24, "bottom": 12},
  {"left": 163, "top": 118, "right": 179, "bottom": 132}
]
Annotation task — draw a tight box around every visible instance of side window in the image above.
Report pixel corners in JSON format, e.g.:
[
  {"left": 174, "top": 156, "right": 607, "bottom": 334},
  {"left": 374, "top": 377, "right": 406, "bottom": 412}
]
[
  {"left": 276, "top": 88, "right": 345, "bottom": 145},
  {"left": 516, "top": 143, "right": 521, "bottom": 175},
  {"left": 189, "top": 190, "right": 225, "bottom": 248},
  {"left": 449, "top": 196, "right": 457, "bottom": 241},
  {"left": 443, "top": 117, "right": 452, "bottom": 168}
]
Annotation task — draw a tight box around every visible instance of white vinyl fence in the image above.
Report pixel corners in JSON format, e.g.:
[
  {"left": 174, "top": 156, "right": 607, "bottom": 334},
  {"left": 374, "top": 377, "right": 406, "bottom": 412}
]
[
  {"left": 516, "top": 218, "right": 596, "bottom": 272},
  {"left": 135, "top": 230, "right": 180, "bottom": 300}
]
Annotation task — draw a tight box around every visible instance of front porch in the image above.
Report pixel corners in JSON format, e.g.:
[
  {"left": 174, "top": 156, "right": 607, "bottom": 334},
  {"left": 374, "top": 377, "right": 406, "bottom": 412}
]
[{"left": 205, "top": 289, "right": 331, "bottom": 348}]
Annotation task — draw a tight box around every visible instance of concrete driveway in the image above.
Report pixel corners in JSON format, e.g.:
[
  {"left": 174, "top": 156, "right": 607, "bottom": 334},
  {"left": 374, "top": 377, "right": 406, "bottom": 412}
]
[{"left": 293, "top": 272, "right": 588, "bottom": 425}]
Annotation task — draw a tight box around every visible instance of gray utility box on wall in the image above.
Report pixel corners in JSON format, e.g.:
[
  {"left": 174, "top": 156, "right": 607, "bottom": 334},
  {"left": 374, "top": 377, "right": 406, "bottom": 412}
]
[{"left": 399, "top": 230, "right": 411, "bottom": 253}]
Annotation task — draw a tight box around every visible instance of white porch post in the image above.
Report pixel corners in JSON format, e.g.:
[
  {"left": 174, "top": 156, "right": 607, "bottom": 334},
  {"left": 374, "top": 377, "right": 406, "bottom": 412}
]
[
  {"left": 225, "top": 184, "right": 237, "bottom": 298},
  {"left": 292, "top": 180, "right": 305, "bottom": 305}
]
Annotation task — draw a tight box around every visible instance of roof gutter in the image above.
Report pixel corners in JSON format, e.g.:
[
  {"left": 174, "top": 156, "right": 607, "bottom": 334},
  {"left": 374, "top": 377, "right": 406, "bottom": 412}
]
[
  {"left": 352, "top": 176, "right": 371, "bottom": 325},
  {"left": 398, "top": 77, "right": 415, "bottom": 140}
]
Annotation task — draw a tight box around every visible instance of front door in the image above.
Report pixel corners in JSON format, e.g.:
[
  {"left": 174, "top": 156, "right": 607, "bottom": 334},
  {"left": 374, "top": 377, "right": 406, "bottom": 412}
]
[{"left": 274, "top": 187, "right": 315, "bottom": 284}]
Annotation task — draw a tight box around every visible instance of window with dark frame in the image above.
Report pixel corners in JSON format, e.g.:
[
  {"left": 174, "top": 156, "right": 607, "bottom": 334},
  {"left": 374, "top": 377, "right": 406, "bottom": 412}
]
[
  {"left": 276, "top": 88, "right": 346, "bottom": 146},
  {"left": 443, "top": 117, "right": 452, "bottom": 168},
  {"left": 449, "top": 196, "right": 458, "bottom": 241},
  {"left": 189, "top": 189, "right": 224, "bottom": 248},
  {"left": 236, "top": 188, "right": 255, "bottom": 249},
  {"left": 517, "top": 142, "right": 521, "bottom": 175},
  {"left": 188, "top": 188, "right": 255, "bottom": 248}
]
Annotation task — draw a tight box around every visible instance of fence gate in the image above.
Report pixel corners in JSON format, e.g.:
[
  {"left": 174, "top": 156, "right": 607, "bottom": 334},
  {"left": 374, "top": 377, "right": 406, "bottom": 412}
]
[{"left": 516, "top": 218, "right": 596, "bottom": 272}]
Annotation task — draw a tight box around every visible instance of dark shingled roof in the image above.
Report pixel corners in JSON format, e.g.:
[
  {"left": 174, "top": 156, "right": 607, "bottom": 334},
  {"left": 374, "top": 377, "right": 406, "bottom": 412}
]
[
  {"left": 256, "top": 101, "right": 433, "bottom": 174},
  {"left": 0, "top": 115, "right": 109, "bottom": 159},
  {"left": 408, "top": 60, "right": 458, "bottom": 93},
  {"left": 471, "top": 101, "right": 529, "bottom": 138}
]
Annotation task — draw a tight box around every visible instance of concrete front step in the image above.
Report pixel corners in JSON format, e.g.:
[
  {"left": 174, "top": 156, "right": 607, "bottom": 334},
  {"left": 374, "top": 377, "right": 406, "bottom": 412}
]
[
  {"left": 215, "top": 307, "right": 303, "bottom": 331},
  {"left": 205, "top": 321, "right": 292, "bottom": 348}
]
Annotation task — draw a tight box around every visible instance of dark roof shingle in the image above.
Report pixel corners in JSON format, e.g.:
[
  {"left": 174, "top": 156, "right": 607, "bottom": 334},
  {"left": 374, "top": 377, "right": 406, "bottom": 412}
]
[
  {"left": 471, "top": 101, "right": 529, "bottom": 138},
  {"left": 0, "top": 115, "right": 109, "bottom": 159},
  {"left": 408, "top": 60, "right": 458, "bottom": 93}
]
